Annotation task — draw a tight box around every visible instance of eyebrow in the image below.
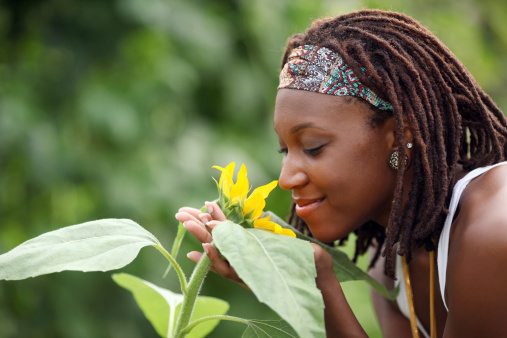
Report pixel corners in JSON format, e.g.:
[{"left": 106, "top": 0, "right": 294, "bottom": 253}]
[{"left": 289, "top": 122, "right": 326, "bottom": 134}]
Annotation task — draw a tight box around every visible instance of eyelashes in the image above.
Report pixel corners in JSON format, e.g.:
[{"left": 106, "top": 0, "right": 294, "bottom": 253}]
[
  {"left": 277, "top": 145, "right": 325, "bottom": 156},
  {"left": 304, "top": 145, "right": 324, "bottom": 155}
]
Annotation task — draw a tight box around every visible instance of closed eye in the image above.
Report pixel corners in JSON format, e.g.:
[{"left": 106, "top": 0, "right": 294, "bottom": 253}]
[
  {"left": 278, "top": 148, "right": 288, "bottom": 155},
  {"left": 304, "top": 145, "right": 325, "bottom": 155}
]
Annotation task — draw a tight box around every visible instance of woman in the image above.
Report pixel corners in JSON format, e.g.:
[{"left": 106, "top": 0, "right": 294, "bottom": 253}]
[{"left": 176, "top": 9, "right": 507, "bottom": 337}]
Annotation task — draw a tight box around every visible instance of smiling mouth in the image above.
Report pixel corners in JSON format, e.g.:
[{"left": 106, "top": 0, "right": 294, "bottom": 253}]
[{"left": 295, "top": 198, "right": 325, "bottom": 217}]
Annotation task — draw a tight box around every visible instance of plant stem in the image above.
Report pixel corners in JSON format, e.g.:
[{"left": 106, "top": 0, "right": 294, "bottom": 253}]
[
  {"left": 163, "top": 222, "right": 187, "bottom": 278},
  {"left": 172, "top": 254, "right": 212, "bottom": 338},
  {"left": 154, "top": 245, "right": 188, "bottom": 294},
  {"left": 177, "top": 315, "right": 249, "bottom": 337}
]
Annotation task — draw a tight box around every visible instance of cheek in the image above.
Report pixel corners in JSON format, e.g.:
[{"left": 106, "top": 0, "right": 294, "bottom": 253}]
[
  {"left": 318, "top": 138, "right": 395, "bottom": 207},
  {"left": 320, "top": 138, "right": 381, "bottom": 184}
]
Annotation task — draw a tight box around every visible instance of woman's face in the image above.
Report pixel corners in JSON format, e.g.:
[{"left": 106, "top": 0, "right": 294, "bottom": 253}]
[{"left": 274, "top": 89, "right": 398, "bottom": 242}]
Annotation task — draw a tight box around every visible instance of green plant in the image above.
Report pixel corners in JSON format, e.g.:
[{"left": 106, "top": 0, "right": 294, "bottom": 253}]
[{"left": 0, "top": 163, "right": 396, "bottom": 337}]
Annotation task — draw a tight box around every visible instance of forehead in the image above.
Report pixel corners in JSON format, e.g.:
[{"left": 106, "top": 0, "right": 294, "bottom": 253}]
[{"left": 273, "top": 89, "right": 373, "bottom": 133}]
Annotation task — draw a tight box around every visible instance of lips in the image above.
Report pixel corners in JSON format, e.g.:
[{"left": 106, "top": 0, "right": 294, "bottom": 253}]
[{"left": 294, "top": 197, "right": 325, "bottom": 218}]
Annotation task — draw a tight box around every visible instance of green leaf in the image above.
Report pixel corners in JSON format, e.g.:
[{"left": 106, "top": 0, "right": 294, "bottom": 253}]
[
  {"left": 113, "top": 273, "right": 181, "bottom": 337},
  {"left": 213, "top": 221, "right": 326, "bottom": 338},
  {"left": 266, "top": 212, "right": 398, "bottom": 300},
  {"left": 242, "top": 319, "right": 298, "bottom": 338},
  {"left": 0, "top": 219, "right": 160, "bottom": 280},
  {"left": 186, "top": 296, "right": 229, "bottom": 338},
  {"left": 113, "top": 273, "right": 229, "bottom": 338}
]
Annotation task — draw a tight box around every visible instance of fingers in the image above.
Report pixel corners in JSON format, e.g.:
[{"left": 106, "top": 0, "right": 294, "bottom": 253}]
[
  {"left": 202, "top": 243, "right": 232, "bottom": 277},
  {"left": 174, "top": 210, "right": 213, "bottom": 243},
  {"left": 202, "top": 243, "right": 249, "bottom": 290},
  {"left": 205, "top": 220, "right": 221, "bottom": 231},
  {"left": 178, "top": 201, "right": 225, "bottom": 223},
  {"left": 186, "top": 250, "right": 203, "bottom": 263},
  {"left": 176, "top": 202, "right": 248, "bottom": 289},
  {"left": 178, "top": 207, "right": 205, "bottom": 221},
  {"left": 310, "top": 243, "right": 334, "bottom": 274},
  {"left": 175, "top": 201, "right": 226, "bottom": 243},
  {"left": 183, "top": 220, "right": 213, "bottom": 243},
  {"left": 175, "top": 208, "right": 203, "bottom": 226},
  {"left": 204, "top": 201, "right": 226, "bottom": 222},
  {"left": 175, "top": 207, "right": 215, "bottom": 244}
]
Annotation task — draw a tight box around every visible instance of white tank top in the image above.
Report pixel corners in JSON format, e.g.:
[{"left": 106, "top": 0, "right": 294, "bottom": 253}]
[
  {"left": 394, "top": 161, "right": 507, "bottom": 335},
  {"left": 437, "top": 161, "right": 507, "bottom": 311}
]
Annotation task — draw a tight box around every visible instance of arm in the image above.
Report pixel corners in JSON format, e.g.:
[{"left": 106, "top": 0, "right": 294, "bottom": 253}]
[
  {"left": 369, "top": 246, "right": 413, "bottom": 337},
  {"left": 312, "top": 244, "right": 368, "bottom": 337},
  {"left": 443, "top": 167, "right": 507, "bottom": 337}
]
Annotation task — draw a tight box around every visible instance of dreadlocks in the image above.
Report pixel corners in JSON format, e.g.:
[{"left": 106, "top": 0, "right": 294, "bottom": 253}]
[{"left": 283, "top": 9, "right": 507, "bottom": 278}]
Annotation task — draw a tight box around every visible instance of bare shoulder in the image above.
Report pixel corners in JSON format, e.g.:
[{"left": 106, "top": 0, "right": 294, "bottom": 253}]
[
  {"left": 458, "top": 163, "right": 507, "bottom": 241},
  {"left": 444, "top": 164, "right": 507, "bottom": 336}
]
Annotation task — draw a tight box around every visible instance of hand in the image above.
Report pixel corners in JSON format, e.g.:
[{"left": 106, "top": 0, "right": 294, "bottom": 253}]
[
  {"left": 175, "top": 201, "right": 248, "bottom": 289},
  {"left": 311, "top": 243, "right": 334, "bottom": 279}
]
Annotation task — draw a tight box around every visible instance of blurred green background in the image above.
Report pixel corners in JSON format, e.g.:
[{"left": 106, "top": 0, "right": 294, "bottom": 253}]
[{"left": 1, "top": 0, "right": 506, "bottom": 337}]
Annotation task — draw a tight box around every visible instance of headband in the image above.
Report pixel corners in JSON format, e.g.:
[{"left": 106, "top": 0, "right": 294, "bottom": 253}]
[{"left": 278, "top": 45, "right": 393, "bottom": 111}]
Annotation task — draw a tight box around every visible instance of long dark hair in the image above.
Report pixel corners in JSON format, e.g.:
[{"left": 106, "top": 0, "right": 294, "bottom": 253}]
[{"left": 283, "top": 9, "right": 507, "bottom": 278}]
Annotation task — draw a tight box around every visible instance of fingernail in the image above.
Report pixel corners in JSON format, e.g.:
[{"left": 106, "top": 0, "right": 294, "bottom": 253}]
[
  {"left": 183, "top": 221, "right": 188, "bottom": 229},
  {"left": 206, "top": 203, "right": 213, "bottom": 215},
  {"left": 202, "top": 243, "right": 210, "bottom": 255},
  {"left": 199, "top": 213, "right": 211, "bottom": 224}
]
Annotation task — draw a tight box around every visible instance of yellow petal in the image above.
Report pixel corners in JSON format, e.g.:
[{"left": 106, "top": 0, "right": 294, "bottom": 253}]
[
  {"left": 254, "top": 216, "right": 296, "bottom": 237},
  {"left": 273, "top": 223, "right": 283, "bottom": 234},
  {"left": 213, "top": 162, "right": 235, "bottom": 198},
  {"left": 243, "top": 192, "right": 266, "bottom": 219},
  {"left": 231, "top": 164, "right": 249, "bottom": 203},
  {"left": 244, "top": 180, "right": 277, "bottom": 218},
  {"left": 280, "top": 228, "right": 297, "bottom": 238},
  {"left": 254, "top": 216, "right": 281, "bottom": 233},
  {"left": 250, "top": 180, "right": 278, "bottom": 199},
  {"left": 253, "top": 216, "right": 275, "bottom": 231}
]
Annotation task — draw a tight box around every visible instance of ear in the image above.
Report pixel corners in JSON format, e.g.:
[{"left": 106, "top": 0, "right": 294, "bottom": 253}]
[{"left": 385, "top": 114, "right": 413, "bottom": 151}]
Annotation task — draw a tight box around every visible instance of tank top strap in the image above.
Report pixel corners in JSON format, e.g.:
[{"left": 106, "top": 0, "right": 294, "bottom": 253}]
[{"left": 437, "top": 161, "right": 507, "bottom": 311}]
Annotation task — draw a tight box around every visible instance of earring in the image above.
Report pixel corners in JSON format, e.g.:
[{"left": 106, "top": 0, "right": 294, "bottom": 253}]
[
  {"left": 389, "top": 151, "right": 400, "bottom": 170},
  {"left": 407, "top": 142, "right": 413, "bottom": 149},
  {"left": 388, "top": 151, "right": 408, "bottom": 170}
]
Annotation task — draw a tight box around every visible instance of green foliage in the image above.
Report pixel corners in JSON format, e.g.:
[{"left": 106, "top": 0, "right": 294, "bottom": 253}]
[
  {"left": 213, "top": 221, "right": 326, "bottom": 338},
  {"left": 0, "top": 219, "right": 160, "bottom": 280},
  {"left": 0, "top": 211, "right": 370, "bottom": 337},
  {"left": 0, "top": 209, "right": 385, "bottom": 337},
  {"left": 267, "top": 212, "right": 398, "bottom": 300},
  {"left": 1, "top": 0, "right": 506, "bottom": 337},
  {"left": 112, "top": 273, "right": 229, "bottom": 338},
  {"left": 241, "top": 320, "right": 298, "bottom": 338}
]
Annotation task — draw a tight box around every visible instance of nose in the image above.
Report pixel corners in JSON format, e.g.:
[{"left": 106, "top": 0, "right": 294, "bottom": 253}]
[{"left": 278, "top": 156, "right": 309, "bottom": 191}]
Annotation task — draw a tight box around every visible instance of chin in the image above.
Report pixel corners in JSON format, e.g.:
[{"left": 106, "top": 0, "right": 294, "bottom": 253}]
[
  {"left": 308, "top": 229, "right": 340, "bottom": 243},
  {"left": 307, "top": 223, "right": 351, "bottom": 243}
]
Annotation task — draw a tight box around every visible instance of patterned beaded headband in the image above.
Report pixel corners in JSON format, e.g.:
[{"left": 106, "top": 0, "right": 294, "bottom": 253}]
[{"left": 278, "top": 45, "right": 394, "bottom": 111}]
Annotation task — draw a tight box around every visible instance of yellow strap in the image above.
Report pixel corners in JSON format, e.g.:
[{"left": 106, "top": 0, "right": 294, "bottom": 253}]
[
  {"left": 402, "top": 253, "right": 437, "bottom": 338},
  {"left": 402, "top": 255, "right": 420, "bottom": 338}
]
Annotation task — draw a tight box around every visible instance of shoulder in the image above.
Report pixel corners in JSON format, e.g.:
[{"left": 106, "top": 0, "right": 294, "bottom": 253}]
[
  {"left": 458, "top": 163, "right": 507, "bottom": 238},
  {"left": 444, "top": 163, "right": 507, "bottom": 336}
]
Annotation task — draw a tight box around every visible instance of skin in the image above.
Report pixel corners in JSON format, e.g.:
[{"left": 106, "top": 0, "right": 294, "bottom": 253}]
[{"left": 175, "top": 89, "right": 507, "bottom": 337}]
